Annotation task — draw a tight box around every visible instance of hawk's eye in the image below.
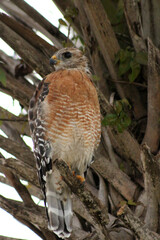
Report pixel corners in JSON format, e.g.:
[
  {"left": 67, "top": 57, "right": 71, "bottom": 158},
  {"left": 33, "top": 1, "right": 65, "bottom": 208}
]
[{"left": 63, "top": 52, "right": 72, "bottom": 59}]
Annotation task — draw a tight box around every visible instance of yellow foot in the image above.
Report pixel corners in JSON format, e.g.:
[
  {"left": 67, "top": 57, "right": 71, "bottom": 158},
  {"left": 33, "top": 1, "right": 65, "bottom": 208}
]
[
  {"left": 76, "top": 175, "right": 85, "bottom": 183},
  {"left": 71, "top": 170, "right": 85, "bottom": 183}
]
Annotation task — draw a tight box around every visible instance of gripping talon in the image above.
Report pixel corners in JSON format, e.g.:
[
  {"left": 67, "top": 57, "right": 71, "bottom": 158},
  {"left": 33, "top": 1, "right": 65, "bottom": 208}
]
[{"left": 76, "top": 175, "right": 85, "bottom": 183}]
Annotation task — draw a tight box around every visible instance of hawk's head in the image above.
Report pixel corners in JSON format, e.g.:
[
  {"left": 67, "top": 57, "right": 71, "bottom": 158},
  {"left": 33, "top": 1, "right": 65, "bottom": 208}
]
[{"left": 50, "top": 48, "right": 90, "bottom": 74}]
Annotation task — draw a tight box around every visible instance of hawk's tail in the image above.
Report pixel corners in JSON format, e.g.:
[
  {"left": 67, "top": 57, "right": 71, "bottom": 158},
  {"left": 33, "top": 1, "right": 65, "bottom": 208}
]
[{"left": 46, "top": 173, "right": 72, "bottom": 239}]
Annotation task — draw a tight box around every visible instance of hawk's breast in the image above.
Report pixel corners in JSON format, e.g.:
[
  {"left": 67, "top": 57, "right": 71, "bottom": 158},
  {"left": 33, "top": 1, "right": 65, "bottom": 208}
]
[{"left": 42, "top": 69, "right": 101, "bottom": 173}]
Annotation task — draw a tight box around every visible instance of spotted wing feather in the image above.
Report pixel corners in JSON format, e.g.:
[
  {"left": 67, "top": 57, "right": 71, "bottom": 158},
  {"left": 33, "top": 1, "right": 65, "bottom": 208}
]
[{"left": 28, "top": 79, "right": 51, "bottom": 202}]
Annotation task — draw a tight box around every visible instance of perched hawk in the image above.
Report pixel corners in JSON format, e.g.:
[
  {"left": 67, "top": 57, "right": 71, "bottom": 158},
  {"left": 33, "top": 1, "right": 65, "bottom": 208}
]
[{"left": 28, "top": 48, "right": 101, "bottom": 239}]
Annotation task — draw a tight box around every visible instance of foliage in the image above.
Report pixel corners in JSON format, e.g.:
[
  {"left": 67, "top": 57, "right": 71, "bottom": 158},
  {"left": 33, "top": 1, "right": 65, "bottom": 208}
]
[
  {"left": 102, "top": 98, "right": 131, "bottom": 132},
  {"left": 115, "top": 47, "right": 147, "bottom": 82}
]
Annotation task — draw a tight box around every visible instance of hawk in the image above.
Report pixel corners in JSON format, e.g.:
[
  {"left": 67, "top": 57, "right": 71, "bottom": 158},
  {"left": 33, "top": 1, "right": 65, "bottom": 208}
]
[{"left": 28, "top": 47, "right": 101, "bottom": 239}]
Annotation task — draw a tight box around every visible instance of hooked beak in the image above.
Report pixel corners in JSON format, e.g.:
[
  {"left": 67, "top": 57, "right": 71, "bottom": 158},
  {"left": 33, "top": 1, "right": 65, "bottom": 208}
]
[{"left": 49, "top": 55, "right": 60, "bottom": 66}]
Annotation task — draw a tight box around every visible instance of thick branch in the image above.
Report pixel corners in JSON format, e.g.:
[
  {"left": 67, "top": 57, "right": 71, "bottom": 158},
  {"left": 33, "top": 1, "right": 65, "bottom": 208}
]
[
  {"left": 1, "top": 167, "right": 35, "bottom": 207},
  {"left": 0, "top": 21, "right": 52, "bottom": 77},
  {"left": 118, "top": 204, "right": 160, "bottom": 240},
  {"left": 123, "top": 0, "right": 146, "bottom": 52},
  {"left": 141, "top": 144, "right": 160, "bottom": 231},
  {"left": 0, "top": 157, "right": 39, "bottom": 188},
  {"left": 92, "top": 155, "right": 138, "bottom": 201},
  {"left": 55, "top": 159, "right": 110, "bottom": 240},
  {"left": 0, "top": 135, "right": 34, "bottom": 167},
  {"left": 0, "top": 195, "right": 56, "bottom": 240},
  {"left": 79, "top": 0, "right": 146, "bottom": 120},
  {"left": 82, "top": 0, "right": 126, "bottom": 99},
  {"left": 0, "top": 51, "right": 35, "bottom": 108},
  {"left": 96, "top": 90, "right": 142, "bottom": 172},
  {"left": 0, "top": 236, "right": 28, "bottom": 240},
  {"left": 0, "top": 70, "right": 33, "bottom": 109},
  {"left": 52, "top": 0, "right": 82, "bottom": 37},
  {"left": 141, "top": 0, "right": 160, "bottom": 47},
  {"left": 0, "top": 107, "right": 29, "bottom": 136},
  {"left": 10, "top": 0, "right": 70, "bottom": 48},
  {"left": 107, "top": 128, "right": 142, "bottom": 173},
  {"left": 0, "top": 13, "right": 57, "bottom": 58},
  {"left": 0, "top": 121, "right": 27, "bottom": 147},
  {"left": 0, "top": 175, "right": 42, "bottom": 200},
  {"left": 143, "top": 39, "right": 160, "bottom": 153},
  {"left": 74, "top": 0, "right": 110, "bottom": 98},
  {"left": 0, "top": 0, "right": 61, "bottom": 49}
]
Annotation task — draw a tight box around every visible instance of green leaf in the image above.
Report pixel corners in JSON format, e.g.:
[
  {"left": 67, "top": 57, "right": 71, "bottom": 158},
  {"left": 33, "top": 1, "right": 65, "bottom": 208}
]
[
  {"left": 128, "top": 60, "right": 141, "bottom": 82},
  {"left": 118, "top": 61, "right": 131, "bottom": 76},
  {"left": 121, "top": 114, "right": 131, "bottom": 128},
  {"left": 119, "top": 200, "right": 127, "bottom": 206},
  {"left": 102, "top": 114, "right": 117, "bottom": 126},
  {"left": 119, "top": 162, "right": 125, "bottom": 172},
  {"left": 135, "top": 52, "right": 148, "bottom": 65},
  {"left": 128, "top": 200, "right": 137, "bottom": 206},
  {"left": 58, "top": 18, "right": 68, "bottom": 26},
  {"left": 64, "top": 7, "right": 78, "bottom": 23},
  {"left": 115, "top": 101, "right": 123, "bottom": 115},
  {"left": 121, "top": 98, "right": 131, "bottom": 109},
  {"left": 92, "top": 75, "right": 100, "bottom": 81},
  {"left": 0, "top": 68, "right": 6, "bottom": 86},
  {"left": 117, "top": 122, "right": 123, "bottom": 133}
]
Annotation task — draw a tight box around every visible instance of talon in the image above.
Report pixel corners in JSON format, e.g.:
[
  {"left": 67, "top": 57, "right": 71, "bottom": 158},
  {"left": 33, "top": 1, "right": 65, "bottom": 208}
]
[{"left": 76, "top": 175, "right": 85, "bottom": 183}]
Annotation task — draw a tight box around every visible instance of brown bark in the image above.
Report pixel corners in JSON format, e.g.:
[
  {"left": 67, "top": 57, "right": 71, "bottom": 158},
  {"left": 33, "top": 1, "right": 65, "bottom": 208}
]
[
  {"left": 143, "top": 39, "right": 160, "bottom": 153},
  {"left": 141, "top": 0, "right": 160, "bottom": 47},
  {"left": 0, "top": 136, "right": 34, "bottom": 167},
  {"left": 52, "top": 0, "right": 82, "bottom": 37},
  {"left": 118, "top": 204, "right": 160, "bottom": 240},
  {"left": 123, "top": 0, "right": 146, "bottom": 52},
  {"left": 92, "top": 155, "right": 138, "bottom": 200},
  {"left": 10, "top": 0, "right": 70, "bottom": 48},
  {"left": 141, "top": 144, "right": 160, "bottom": 231}
]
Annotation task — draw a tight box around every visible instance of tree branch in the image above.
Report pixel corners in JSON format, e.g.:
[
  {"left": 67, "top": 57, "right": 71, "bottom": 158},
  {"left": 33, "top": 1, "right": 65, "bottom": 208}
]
[
  {"left": 0, "top": 236, "right": 29, "bottom": 240},
  {"left": 10, "top": 0, "right": 71, "bottom": 48},
  {"left": 92, "top": 155, "right": 138, "bottom": 201},
  {"left": 123, "top": 0, "right": 146, "bottom": 52},
  {"left": 0, "top": 107, "right": 29, "bottom": 136},
  {"left": 0, "top": 0, "right": 60, "bottom": 50},
  {"left": 0, "top": 175, "right": 43, "bottom": 200},
  {"left": 0, "top": 195, "right": 56, "bottom": 240},
  {"left": 74, "top": 0, "right": 110, "bottom": 98},
  {"left": 52, "top": 0, "right": 82, "bottom": 37},
  {"left": 118, "top": 204, "right": 160, "bottom": 240},
  {"left": 0, "top": 13, "right": 57, "bottom": 58},
  {"left": 0, "top": 157, "right": 39, "bottom": 188},
  {"left": 0, "top": 21, "right": 52, "bottom": 77},
  {"left": 0, "top": 50, "right": 35, "bottom": 109},
  {"left": 96, "top": 90, "right": 142, "bottom": 173},
  {"left": 141, "top": 143, "right": 160, "bottom": 231},
  {"left": 143, "top": 39, "right": 160, "bottom": 153},
  {"left": 82, "top": 0, "right": 126, "bottom": 99},
  {"left": 79, "top": 0, "right": 146, "bottom": 119},
  {"left": 1, "top": 167, "right": 35, "bottom": 207},
  {"left": 0, "top": 135, "right": 34, "bottom": 167}
]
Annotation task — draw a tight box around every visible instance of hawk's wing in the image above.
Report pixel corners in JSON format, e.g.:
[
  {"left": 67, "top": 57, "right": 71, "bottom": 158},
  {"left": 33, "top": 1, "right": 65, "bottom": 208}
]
[{"left": 28, "top": 79, "right": 52, "bottom": 202}]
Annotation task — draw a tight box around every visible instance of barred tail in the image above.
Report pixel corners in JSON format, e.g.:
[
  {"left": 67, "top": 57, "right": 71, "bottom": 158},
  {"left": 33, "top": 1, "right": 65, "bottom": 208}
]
[{"left": 46, "top": 173, "right": 72, "bottom": 239}]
